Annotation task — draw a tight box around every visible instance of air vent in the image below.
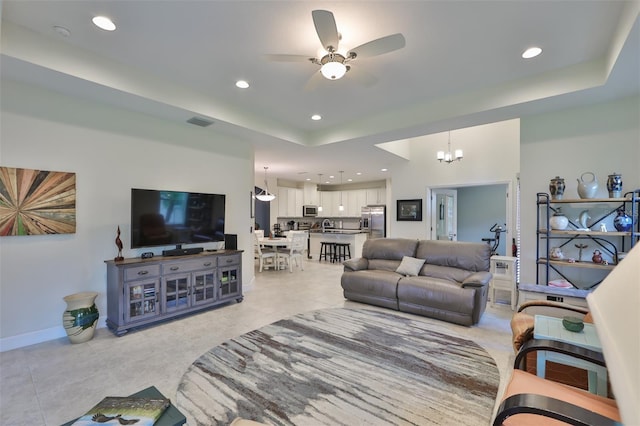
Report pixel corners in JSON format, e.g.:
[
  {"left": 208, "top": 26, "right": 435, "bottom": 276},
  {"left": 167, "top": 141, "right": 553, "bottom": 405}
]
[{"left": 186, "top": 117, "right": 214, "bottom": 127}]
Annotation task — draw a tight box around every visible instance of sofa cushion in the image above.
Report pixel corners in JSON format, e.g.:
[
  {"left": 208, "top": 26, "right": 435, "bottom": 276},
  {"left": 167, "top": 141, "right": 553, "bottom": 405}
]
[
  {"left": 362, "top": 238, "right": 418, "bottom": 261},
  {"left": 419, "top": 263, "right": 472, "bottom": 283},
  {"left": 368, "top": 258, "right": 402, "bottom": 272},
  {"left": 416, "top": 240, "right": 490, "bottom": 272},
  {"left": 398, "top": 276, "right": 475, "bottom": 313},
  {"left": 341, "top": 269, "right": 402, "bottom": 310},
  {"left": 396, "top": 256, "right": 425, "bottom": 276}
]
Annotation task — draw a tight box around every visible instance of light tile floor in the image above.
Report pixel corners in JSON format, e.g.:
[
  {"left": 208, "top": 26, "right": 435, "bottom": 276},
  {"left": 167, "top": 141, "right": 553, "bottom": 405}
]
[{"left": 0, "top": 258, "right": 515, "bottom": 426}]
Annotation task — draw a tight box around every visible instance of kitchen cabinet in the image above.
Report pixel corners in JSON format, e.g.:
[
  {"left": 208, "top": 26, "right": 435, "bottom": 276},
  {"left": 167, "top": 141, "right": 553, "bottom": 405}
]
[
  {"left": 278, "top": 187, "right": 303, "bottom": 217},
  {"left": 536, "top": 191, "right": 638, "bottom": 289},
  {"left": 366, "top": 188, "right": 386, "bottom": 205},
  {"left": 347, "top": 190, "right": 367, "bottom": 216},
  {"left": 105, "top": 251, "right": 243, "bottom": 335}
]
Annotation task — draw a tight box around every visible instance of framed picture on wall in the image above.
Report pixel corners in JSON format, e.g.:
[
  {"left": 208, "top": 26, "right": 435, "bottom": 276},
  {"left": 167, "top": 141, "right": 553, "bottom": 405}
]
[
  {"left": 250, "top": 191, "right": 255, "bottom": 218},
  {"left": 397, "top": 199, "right": 422, "bottom": 221}
]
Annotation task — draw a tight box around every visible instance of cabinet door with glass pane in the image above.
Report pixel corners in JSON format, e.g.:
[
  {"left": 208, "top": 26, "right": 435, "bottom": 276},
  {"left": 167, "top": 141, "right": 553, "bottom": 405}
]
[
  {"left": 219, "top": 265, "right": 241, "bottom": 300},
  {"left": 125, "top": 279, "right": 161, "bottom": 323},
  {"left": 163, "top": 273, "right": 191, "bottom": 313},
  {"left": 192, "top": 268, "right": 216, "bottom": 307}
]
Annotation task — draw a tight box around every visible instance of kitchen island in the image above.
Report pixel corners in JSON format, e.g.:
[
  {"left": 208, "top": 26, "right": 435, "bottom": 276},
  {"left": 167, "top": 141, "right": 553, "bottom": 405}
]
[{"left": 309, "top": 230, "right": 368, "bottom": 260}]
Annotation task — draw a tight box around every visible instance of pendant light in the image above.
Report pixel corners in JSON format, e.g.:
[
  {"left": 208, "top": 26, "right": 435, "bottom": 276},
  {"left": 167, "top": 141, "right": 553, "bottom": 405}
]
[
  {"left": 338, "top": 171, "right": 345, "bottom": 211},
  {"left": 437, "top": 131, "right": 463, "bottom": 164},
  {"left": 255, "top": 166, "right": 276, "bottom": 202},
  {"left": 317, "top": 174, "right": 323, "bottom": 212}
]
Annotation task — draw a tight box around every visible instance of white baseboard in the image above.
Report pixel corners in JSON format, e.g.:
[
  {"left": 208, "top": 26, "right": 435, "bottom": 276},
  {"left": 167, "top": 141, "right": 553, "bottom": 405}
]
[{"left": 0, "top": 318, "right": 107, "bottom": 352}]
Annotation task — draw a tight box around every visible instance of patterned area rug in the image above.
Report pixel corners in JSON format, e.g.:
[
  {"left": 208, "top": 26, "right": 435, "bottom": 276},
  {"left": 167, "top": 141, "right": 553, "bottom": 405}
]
[{"left": 177, "top": 308, "right": 500, "bottom": 425}]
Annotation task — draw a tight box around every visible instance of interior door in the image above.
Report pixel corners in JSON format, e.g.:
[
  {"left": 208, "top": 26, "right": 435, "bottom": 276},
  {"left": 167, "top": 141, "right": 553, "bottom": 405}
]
[{"left": 431, "top": 189, "right": 458, "bottom": 240}]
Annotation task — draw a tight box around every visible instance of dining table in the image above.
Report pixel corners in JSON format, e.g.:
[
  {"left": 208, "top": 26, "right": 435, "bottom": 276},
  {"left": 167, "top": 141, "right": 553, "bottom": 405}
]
[{"left": 258, "top": 237, "right": 291, "bottom": 269}]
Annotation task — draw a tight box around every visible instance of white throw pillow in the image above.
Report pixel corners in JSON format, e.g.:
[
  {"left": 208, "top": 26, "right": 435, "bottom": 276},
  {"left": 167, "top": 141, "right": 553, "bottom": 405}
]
[{"left": 396, "top": 256, "right": 425, "bottom": 276}]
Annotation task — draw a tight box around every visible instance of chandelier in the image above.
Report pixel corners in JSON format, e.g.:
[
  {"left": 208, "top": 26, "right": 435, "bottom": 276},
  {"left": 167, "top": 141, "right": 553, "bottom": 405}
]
[
  {"left": 255, "top": 166, "right": 276, "bottom": 202},
  {"left": 437, "top": 131, "right": 463, "bottom": 164}
]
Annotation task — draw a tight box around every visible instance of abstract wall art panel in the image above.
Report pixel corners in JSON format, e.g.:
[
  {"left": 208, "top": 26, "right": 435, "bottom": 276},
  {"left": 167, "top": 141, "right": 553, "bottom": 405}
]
[{"left": 0, "top": 167, "right": 76, "bottom": 236}]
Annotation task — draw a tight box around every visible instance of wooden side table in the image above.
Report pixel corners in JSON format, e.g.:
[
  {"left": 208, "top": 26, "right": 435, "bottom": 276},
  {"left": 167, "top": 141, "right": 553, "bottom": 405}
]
[
  {"left": 534, "top": 315, "right": 607, "bottom": 396},
  {"left": 62, "top": 386, "right": 186, "bottom": 426}
]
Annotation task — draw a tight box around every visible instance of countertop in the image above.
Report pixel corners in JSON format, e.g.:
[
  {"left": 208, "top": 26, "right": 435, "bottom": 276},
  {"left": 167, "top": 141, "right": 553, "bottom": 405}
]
[{"left": 309, "top": 229, "right": 366, "bottom": 234}]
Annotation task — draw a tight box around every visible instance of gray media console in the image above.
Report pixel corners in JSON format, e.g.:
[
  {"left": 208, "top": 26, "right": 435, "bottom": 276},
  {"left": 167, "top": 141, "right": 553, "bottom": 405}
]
[{"left": 104, "top": 250, "right": 243, "bottom": 335}]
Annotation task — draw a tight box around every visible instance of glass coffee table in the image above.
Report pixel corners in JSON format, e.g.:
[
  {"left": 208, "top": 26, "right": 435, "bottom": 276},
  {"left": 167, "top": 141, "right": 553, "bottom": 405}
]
[{"left": 534, "top": 315, "right": 607, "bottom": 396}]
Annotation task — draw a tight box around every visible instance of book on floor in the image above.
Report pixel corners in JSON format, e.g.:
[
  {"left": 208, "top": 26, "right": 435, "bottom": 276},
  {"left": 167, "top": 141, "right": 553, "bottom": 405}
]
[{"left": 71, "top": 396, "right": 170, "bottom": 426}]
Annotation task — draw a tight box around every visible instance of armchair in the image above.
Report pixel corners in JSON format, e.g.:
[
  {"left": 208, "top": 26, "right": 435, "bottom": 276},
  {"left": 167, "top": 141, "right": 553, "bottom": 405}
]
[
  {"left": 494, "top": 339, "right": 619, "bottom": 426},
  {"left": 510, "top": 299, "right": 594, "bottom": 390},
  {"left": 494, "top": 244, "right": 639, "bottom": 425}
]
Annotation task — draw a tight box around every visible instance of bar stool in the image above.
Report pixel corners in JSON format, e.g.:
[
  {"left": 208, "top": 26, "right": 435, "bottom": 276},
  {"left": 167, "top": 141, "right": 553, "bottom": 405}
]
[
  {"left": 319, "top": 242, "right": 335, "bottom": 262},
  {"left": 334, "top": 243, "right": 351, "bottom": 262}
]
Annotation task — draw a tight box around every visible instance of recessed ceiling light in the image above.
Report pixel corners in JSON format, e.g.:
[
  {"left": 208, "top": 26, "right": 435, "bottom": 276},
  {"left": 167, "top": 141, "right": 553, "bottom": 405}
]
[
  {"left": 522, "top": 47, "right": 542, "bottom": 59},
  {"left": 236, "top": 80, "right": 249, "bottom": 89},
  {"left": 347, "top": 178, "right": 353, "bottom": 182},
  {"left": 381, "top": 168, "right": 388, "bottom": 172},
  {"left": 53, "top": 25, "right": 71, "bottom": 37},
  {"left": 92, "top": 16, "right": 116, "bottom": 31},
  {"left": 305, "top": 178, "right": 311, "bottom": 181},
  {"left": 311, "top": 114, "right": 322, "bottom": 121},
  {"left": 356, "top": 172, "right": 362, "bottom": 176}
]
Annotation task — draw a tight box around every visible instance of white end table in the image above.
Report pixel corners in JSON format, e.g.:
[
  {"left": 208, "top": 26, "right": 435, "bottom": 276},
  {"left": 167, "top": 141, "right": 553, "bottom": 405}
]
[
  {"left": 490, "top": 256, "right": 518, "bottom": 309},
  {"left": 534, "top": 315, "right": 607, "bottom": 396}
]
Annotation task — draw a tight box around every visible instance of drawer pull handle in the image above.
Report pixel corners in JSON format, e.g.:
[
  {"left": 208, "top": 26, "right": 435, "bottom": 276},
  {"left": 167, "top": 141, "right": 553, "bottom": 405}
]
[
  {"left": 203, "top": 262, "right": 212, "bottom": 267},
  {"left": 170, "top": 266, "right": 179, "bottom": 271},
  {"left": 137, "top": 270, "right": 149, "bottom": 275},
  {"left": 226, "top": 259, "right": 233, "bottom": 263}
]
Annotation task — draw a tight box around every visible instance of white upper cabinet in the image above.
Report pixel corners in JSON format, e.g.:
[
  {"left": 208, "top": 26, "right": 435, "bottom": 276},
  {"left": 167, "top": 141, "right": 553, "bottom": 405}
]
[
  {"left": 366, "top": 188, "right": 386, "bottom": 205},
  {"left": 278, "top": 187, "right": 303, "bottom": 217}
]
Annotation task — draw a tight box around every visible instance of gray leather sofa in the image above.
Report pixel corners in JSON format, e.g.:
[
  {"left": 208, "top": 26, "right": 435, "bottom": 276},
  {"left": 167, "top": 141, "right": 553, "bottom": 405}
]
[{"left": 341, "top": 238, "right": 492, "bottom": 326}]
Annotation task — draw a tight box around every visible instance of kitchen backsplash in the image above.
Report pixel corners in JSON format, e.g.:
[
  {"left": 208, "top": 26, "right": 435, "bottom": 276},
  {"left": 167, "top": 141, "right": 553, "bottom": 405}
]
[{"left": 277, "top": 216, "right": 362, "bottom": 230}]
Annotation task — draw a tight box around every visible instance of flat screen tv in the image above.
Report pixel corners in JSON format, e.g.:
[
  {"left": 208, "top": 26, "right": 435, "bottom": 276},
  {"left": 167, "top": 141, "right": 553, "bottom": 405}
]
[{"left": 130, "top": 188, "right": 226, "bottom": 249}]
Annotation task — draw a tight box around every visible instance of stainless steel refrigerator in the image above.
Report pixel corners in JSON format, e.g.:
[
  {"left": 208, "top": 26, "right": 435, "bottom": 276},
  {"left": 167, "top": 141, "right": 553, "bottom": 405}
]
[{"left": 361, "top": 205, "right": 386, "bottom": 239}]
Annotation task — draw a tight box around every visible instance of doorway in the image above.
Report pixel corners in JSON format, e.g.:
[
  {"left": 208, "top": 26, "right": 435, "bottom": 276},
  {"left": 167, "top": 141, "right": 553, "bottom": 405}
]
[{"left": 429, "top": 183, "right": 512, "bottom": 256}]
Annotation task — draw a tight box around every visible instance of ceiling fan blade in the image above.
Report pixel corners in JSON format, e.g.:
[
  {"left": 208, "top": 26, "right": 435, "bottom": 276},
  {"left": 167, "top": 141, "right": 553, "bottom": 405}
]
[
  {"left": 303, "top": 70, "right": 324, "bottom": 92},
  {"left": 312, "top": 10, "right": 339, "bottom": 51},
  {"left": 348, "top": 67, "right": 378, "bottom": 88},
  {"left": 264, "top": 54, "right": 313, "bottom": 63},
  {"left": 348, "top": 33, "right": 406, "bottom": 59}
]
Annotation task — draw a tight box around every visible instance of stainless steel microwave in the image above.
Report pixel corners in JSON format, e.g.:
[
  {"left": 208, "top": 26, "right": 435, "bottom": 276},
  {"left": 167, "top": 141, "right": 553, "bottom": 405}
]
[{"left": 303, "top": 205, "right": 318, "bottom": 217}]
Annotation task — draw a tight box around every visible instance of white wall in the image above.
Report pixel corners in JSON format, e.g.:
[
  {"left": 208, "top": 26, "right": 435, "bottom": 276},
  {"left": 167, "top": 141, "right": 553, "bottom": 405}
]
[
  {"left": 519, "top": 95, "right": 640, "bottom": 286},
  {"left": 0, "top": 81, "right": 255, "bottom": 350},
  {"left": 391, "top": 119, "right": 520, "bottom": 241}
]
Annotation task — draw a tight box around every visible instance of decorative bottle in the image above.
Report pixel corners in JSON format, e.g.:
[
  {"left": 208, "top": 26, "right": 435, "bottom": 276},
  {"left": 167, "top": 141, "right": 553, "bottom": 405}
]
[
  {"left": 549, "top": 176, "right": 565, "bottom": 200},
  {"left": 606, "top": 172, "right": 623, "bottom": 198}
]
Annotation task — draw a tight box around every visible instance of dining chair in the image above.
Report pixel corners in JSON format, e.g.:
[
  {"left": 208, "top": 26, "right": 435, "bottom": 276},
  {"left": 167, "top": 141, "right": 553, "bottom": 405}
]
[
  {"left": 278, "top": 232, "right": 307, "bottom": 272},
  {"left": 254, "top": 232, "right": 276, "bottom": 272}
]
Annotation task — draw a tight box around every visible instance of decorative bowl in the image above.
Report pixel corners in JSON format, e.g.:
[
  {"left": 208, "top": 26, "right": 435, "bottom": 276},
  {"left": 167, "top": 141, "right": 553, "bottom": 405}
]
[{"left": 562, "top": 316, "right": 584, "bottom": 332}]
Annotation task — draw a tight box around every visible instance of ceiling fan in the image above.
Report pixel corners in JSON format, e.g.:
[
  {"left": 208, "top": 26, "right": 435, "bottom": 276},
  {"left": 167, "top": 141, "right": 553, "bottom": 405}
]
[{"left": 266, "top": 10, "right": 405, "bottom": 88}]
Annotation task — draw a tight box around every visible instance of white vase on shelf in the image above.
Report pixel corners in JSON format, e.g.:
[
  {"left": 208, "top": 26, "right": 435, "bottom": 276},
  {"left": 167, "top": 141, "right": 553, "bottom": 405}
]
[{"left": 549, "top": 208, "right": 569, "bottom": 230}]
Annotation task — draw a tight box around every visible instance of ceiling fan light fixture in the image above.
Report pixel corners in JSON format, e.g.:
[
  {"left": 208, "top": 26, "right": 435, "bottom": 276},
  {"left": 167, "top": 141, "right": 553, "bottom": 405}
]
[{"left": 320, "top": 53, "right": 347, "bottom": 80}]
